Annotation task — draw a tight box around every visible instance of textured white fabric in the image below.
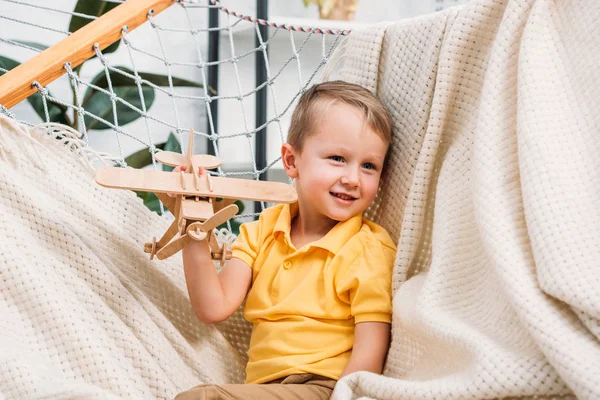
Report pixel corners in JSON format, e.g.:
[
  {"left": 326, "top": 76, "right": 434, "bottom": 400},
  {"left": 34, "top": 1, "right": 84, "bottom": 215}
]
[
  {"left": 0, "top": 116, "right": 251, "bottom": 399},
  {"left": 1, "top": 0, "right": 599, "bottom": 399},
  {"left": 336, "top": 0, "right": 600, "bottom": 399}
]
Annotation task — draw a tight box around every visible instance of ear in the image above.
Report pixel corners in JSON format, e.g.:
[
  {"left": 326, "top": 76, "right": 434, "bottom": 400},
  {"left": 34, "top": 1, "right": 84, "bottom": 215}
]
[{"left": 281, "top": 143, "right": 299, "bottom": 179}]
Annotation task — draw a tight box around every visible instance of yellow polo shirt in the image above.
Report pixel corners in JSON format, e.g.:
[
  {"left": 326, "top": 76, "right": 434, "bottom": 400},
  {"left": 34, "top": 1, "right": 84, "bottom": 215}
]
[{"left": 231, "top": 203, "right": 396, "bottom": 384}]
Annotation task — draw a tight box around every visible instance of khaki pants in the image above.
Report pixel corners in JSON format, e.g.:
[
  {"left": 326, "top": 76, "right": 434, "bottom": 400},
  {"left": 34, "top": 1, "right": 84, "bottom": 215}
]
[{"left": 175, "top": 373, "right": 336, "bottom": 400}]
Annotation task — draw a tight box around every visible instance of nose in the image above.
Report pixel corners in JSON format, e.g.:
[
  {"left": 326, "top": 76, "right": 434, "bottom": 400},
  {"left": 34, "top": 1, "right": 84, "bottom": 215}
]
[{"left": 340, "top": 166, "right": 360, "bottom": 188}]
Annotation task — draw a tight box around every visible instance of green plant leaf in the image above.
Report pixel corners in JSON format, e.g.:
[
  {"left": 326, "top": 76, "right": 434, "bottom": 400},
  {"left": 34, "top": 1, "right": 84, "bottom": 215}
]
[
  {"left": 69, "top": 1, "right": 121, "bottom": 55},
  {"left": 123, "top": 132, "right": 182, "bottom": 169},
  {"left": 0, "top": 55, "right": 70, "bottom": 125},
  {"left": 82, "top": 67, "right": 202, "bottom": 129},
  {"left": 0, "top": 55, "right": 17, "bottom": 73},
  {"left": 143, "top": 192, "right": 163, "bottom": 215},
  {"left": 134, "top": 190, "right": 149, "bottom": 202},
  {"left": 163, "top": 132, "right": 182, "bottom": 153},
  {"left": 28, "top": 93, "right": 70, "bottom": 125},
  {"left": 82, "top": 67, "right": 203, "bottom": 131},
  {"left": 134, "top": 190, "right": 163, "bottom": 215},
  {"left": 235, "top": 199, "right": 245, "bottom": 214},
  {"left": 228, "top": 219, "right": 242, "bottom": 236},
  {"left": 83, "top": 67, "right": 155, "bottom": 130},
  {"left": 9, "top": 40, "right": 49, "bottom": 51},
  {"left": 161, "top": 132, "right": 182, "bottom": 172},
  {"left": 125, "top": 144, "right": 164, "bottom": 169}
]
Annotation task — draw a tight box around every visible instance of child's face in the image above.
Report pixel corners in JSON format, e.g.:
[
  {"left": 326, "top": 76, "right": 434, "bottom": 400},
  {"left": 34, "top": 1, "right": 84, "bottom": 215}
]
[{"left": 283, "top": 101, "right": 388, "bottom": 223}]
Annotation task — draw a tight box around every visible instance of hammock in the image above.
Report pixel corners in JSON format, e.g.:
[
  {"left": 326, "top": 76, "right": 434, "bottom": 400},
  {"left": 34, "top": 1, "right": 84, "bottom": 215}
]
[{"left": 1, "top": 0, "right": 599, "bottom": 399}]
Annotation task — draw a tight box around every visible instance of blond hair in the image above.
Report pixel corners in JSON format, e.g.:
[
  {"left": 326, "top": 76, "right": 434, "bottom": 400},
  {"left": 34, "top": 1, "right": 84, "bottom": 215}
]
[{"left": 287, "top": 80, "right": 393, "bottom": 151}]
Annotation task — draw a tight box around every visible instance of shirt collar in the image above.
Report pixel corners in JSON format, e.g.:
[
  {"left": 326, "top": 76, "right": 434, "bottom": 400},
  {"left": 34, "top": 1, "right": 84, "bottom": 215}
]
[{"left": 273, "top": 202, "right": 363, "bottom": 255}]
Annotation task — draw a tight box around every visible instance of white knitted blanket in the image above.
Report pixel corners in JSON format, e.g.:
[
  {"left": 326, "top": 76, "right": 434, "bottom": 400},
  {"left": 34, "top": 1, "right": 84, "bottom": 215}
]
[
  {"left": 1, "top": 0, "right": 599, "bottom": 399},
  {"left": 0, "top": 118, "right": 251, "bottom": 399},
  {"left": 334, "top": 0, "right": 600, "bottom": 399}
]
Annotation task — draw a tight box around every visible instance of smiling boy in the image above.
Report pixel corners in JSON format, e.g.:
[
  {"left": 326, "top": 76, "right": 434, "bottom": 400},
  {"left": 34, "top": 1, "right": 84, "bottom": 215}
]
[{"left": 176, "top": 80, "right": 396, "bottom": 400}]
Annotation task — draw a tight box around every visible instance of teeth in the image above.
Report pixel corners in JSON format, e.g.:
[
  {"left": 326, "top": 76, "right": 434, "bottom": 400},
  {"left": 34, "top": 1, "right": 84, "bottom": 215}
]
[{"left": 333, "top": 192, "right": 354, "bottom": 200}]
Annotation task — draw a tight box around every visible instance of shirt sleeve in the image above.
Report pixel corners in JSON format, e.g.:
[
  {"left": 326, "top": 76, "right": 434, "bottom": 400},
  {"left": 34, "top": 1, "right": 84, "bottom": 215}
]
[
  {"left": 231, "top": 220, "right": 261, "bottom": 269},
  {"left": 335, "top": 235, "right": 396, "bottom": 324}
]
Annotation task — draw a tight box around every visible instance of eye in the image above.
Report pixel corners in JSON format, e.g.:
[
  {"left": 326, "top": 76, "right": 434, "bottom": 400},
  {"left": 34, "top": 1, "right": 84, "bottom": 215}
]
[
  {"left": 329, "top": 155, "right": 344, "bottom": 163},
  {"left": 362, "top": 162, "right": 376, "bottom": 171}
]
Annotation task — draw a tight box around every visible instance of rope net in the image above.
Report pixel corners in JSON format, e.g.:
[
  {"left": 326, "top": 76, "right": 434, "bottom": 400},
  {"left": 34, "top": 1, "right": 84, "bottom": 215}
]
[{"left": 0, "top": 0, "right": 347, "bottom": 223}]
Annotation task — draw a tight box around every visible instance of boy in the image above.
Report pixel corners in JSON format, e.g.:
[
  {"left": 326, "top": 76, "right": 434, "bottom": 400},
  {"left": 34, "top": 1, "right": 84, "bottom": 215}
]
[{"left": 176, "top": 80, "right": 396, "bottom": 399}]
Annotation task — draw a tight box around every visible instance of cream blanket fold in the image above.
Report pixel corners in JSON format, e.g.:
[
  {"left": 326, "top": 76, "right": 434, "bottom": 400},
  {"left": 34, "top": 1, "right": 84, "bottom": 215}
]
[
  {"left": 335, "top": 0, "right": 600, "bottom": 399},
  {"left": 0, "top": 117, "right": 250, "bottom": 399}
]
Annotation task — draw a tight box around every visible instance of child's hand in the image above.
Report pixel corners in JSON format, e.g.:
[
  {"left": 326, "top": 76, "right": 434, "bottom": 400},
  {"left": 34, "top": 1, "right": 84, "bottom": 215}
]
[{"left": 172, "top": 165, "right": 187, "bottom": 173}]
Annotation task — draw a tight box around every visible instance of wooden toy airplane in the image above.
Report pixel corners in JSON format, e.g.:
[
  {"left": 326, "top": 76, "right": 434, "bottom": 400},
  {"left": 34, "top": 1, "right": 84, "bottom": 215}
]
[{"left": 95, "top": 129, "right": 297, "bottom": 262}]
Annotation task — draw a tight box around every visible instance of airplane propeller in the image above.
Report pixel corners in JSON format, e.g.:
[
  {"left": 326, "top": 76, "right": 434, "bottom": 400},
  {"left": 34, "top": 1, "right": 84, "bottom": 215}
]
[{"left": 152, "top": 203, "right": 239, "bottom": 260}]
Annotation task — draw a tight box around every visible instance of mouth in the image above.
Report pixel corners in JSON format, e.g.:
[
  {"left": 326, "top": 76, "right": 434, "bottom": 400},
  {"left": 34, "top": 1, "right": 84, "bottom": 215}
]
[{"left": 330, "top": 192, "right": 358, "bottom": 202}]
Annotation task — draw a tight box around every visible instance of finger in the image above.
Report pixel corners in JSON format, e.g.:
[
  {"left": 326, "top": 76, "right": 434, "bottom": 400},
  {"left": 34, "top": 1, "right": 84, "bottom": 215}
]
[{"left": 198, "top": 166, "right": 205, "bottom": 175}]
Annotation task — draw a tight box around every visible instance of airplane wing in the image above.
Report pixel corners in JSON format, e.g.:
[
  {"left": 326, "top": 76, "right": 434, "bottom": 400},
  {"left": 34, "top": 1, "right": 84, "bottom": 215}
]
[
  {"left": 95, "top": 166, "right": 297, "bottom": 203},
  {"left": 155, "top": 151, "right": 221, "bottom": 169},
  {"left": 154, "top": 151, "right": 186, "bottom": 167}
]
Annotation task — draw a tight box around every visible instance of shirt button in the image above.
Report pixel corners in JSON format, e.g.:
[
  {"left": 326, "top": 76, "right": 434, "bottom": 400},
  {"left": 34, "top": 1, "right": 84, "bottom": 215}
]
[{"left": 283, "top": 261, "right": 292, "bottom": 270}]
